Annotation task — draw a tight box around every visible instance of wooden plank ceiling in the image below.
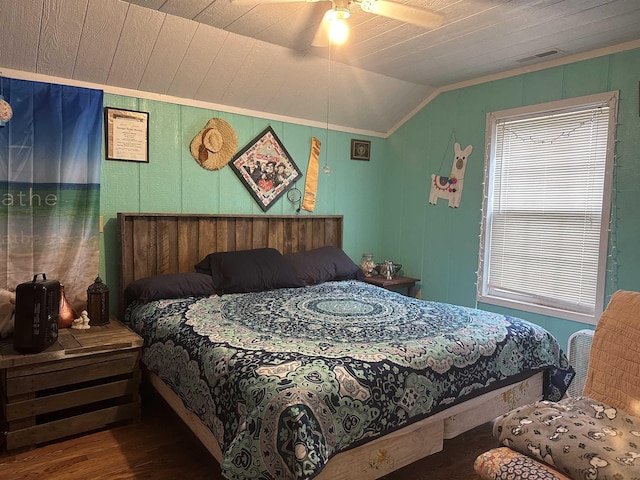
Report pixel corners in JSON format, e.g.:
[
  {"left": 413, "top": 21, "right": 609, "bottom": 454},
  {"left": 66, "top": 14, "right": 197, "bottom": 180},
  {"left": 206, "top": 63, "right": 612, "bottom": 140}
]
[{"left": 0, "top": 0, "right": 639, "bottom": 135}]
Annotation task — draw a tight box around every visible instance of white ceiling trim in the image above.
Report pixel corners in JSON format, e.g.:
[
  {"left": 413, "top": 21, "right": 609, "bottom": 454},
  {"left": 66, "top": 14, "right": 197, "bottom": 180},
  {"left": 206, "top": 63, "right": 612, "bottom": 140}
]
[
  {"left": 1, "top": 39, "right": 638, "bottom": 139},
  {"left": 0, "top": 66, "right": 384, "bottom": 138},
  {"left": 386, "top": 38, "right": 640, "bottom": 137}
]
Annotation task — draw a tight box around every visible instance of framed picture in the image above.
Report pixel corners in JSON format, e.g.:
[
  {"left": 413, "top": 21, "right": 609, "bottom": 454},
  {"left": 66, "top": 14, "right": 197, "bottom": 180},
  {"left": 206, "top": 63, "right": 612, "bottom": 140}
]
[
  {"left": 104, "top": 107, "right": 149, "bottom": 162},
  {"left": 351, "top": 139, "right": 371, "bottom": 161},
  {"left": 229, "top": 126, "right": 302, "bottom": 212}
]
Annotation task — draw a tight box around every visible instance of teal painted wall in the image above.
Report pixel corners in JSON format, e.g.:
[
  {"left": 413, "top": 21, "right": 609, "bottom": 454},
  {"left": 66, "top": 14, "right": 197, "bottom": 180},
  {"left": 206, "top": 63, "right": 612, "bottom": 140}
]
[
  {"left": 384, "top": 48, "right": 640, "bottom": 348},
  {"left": 99, "top": 96, "right": 389, "bottom": 310},
  {"left": 99, "top": 48, "right": 640, "bottom": 349}
]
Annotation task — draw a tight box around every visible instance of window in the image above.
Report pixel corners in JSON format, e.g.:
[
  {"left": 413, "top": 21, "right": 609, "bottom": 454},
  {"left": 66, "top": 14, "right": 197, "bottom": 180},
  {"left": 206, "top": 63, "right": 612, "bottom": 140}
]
[{"left": 477, "top": 92, "right": 618, "bottom": 324}]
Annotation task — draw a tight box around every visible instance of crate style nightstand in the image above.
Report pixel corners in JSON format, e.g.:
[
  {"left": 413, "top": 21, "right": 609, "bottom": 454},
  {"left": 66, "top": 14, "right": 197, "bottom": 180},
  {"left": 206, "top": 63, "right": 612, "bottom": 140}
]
[
  {"left": 0, "top": 317, "right": 143, "bottom": 453},
  {"left": 364, "top": 275, "right": 420, "bottom": 297}
]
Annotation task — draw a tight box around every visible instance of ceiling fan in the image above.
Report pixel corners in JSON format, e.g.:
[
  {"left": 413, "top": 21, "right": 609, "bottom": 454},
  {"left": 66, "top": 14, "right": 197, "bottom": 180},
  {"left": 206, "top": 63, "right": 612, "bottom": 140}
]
[{"left": 231, "top": 0, "right": 444, "bottom": 46}]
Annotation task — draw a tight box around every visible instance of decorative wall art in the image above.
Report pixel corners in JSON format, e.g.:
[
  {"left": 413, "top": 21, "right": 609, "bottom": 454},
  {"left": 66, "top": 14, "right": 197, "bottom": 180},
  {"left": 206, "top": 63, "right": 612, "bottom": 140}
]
[
  {"left": 351, "top": 139, "right": 371, "bottom": 160},
  {"left": 230, "top": 126, "right": 302, "bottom": 212},
  {"left": 105, "top": 108, "right": 149, "bottom": 162},
  {"left": 287, "top": 187, "right": 302, "bottom": 213},
  {"left": 1, "top": 78, "right": 103, "bottom": 313},
  {"left": 190, "top": 117, "right": 238, "bottom": 170},
  {"left": 0, "top": 75, "right": 12, "bottom": 127},
  {"left": 429, "top": 142, "right": 473, "bottom": 208},
  {"left": 302, "top": 137, "right": 321, "bottom": 212}
]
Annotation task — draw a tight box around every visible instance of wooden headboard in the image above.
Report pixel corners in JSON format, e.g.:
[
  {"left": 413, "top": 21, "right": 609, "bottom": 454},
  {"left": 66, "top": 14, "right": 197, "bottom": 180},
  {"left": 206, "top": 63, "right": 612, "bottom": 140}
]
[{"left": 118, "top": 213, "right": 343, "bottom": 312}]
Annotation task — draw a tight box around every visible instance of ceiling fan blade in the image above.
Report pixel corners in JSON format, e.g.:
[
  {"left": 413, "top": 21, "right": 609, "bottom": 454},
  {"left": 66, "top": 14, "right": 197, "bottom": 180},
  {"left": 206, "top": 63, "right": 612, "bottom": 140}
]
[
  {"left": 230, "top": 0, "right": 317, "bottom": 4},
  {"left": 359, "top": 0, "right": 444, "bottom": 29},
  {"left": 311, "top": 9, "right": 332, "bottom": 47}
]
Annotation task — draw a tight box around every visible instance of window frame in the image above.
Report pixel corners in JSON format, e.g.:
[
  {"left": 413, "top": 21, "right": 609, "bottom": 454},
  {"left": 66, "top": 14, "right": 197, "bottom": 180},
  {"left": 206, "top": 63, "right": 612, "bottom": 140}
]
[{"left": 477, "top": 92, "right": 618, "bottom": 325}]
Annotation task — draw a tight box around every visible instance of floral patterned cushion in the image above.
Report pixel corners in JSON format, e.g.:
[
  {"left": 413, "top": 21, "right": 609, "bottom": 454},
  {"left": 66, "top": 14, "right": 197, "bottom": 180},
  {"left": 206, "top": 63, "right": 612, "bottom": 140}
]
[{"left": 474, "top": 447, "right": 571, "bottom": 480}]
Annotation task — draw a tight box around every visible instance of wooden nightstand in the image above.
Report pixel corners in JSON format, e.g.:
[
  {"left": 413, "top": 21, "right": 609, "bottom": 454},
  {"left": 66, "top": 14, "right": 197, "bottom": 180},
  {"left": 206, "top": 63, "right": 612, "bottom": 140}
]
[
  {"left": 0, "top": 317, "right": 143, "bottom": 453},
  {"left": 364, "top": 275, "right": 420, "bottom": 297}
]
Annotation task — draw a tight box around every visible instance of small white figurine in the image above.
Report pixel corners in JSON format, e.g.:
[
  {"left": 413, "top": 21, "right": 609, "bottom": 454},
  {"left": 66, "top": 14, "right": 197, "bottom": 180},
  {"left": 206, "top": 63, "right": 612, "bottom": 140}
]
[{"left": 71, "top": 310, "right": 91, "bottom": 329}]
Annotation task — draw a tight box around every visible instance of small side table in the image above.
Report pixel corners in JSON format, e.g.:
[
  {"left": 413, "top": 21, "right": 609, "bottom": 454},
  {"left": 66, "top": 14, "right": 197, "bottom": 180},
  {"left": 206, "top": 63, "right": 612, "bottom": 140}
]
[
  {"left": 364, "top": 275, "right": 420, "bottom": 297},
  {"left": 0, "top": 316, "right": 143, "bottom": 453}
]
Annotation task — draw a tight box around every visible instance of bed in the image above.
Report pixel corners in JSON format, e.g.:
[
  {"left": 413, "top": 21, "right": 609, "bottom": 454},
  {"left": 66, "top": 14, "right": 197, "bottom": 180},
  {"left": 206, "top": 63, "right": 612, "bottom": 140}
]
[{"left": 118, "top": 213, "right": 574, "bottom": 480}]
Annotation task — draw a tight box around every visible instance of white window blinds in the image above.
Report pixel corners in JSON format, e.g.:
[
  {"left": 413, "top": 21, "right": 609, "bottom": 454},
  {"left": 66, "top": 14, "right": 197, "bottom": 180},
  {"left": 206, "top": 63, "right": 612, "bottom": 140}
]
[{"left": 478, "top": 93, "right": 617, "bottom": 323}]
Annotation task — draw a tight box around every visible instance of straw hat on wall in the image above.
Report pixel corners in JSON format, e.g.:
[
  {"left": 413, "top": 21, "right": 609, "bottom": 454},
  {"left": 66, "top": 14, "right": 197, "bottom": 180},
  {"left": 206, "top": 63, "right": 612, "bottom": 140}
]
[{"left": 190, "top": 118, "right": 238, "bottom": 170}]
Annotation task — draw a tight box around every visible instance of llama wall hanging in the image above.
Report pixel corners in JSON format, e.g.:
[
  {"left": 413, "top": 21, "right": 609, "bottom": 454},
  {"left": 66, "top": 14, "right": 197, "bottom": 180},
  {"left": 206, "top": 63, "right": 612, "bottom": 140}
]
[{"left": 429, "top": 142, "right": 473, "bottom": 208}]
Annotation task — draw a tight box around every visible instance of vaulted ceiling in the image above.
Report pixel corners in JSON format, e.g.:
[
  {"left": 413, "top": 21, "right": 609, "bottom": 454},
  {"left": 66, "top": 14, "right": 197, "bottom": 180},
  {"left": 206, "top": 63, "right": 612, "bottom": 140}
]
[{"left": 1, "top": 0, "right": 639, "bottom": 135}]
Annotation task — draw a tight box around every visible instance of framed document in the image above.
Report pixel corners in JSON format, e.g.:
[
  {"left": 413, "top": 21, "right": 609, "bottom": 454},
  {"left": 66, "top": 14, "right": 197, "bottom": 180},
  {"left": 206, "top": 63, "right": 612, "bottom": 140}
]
[{"left": 105, "top": 108, "right": 149, "bottom": 162}]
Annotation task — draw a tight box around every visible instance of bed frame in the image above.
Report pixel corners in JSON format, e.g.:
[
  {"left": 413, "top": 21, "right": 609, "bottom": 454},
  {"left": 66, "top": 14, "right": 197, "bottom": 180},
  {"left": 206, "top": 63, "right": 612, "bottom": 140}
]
[{"left": 118, "top": 212, "right": 543, "bottom": 479}]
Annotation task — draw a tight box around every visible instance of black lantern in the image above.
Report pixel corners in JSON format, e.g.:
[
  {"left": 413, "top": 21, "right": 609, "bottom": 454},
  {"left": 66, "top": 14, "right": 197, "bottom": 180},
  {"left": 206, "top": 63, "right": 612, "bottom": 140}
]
[{"left": 87, "top": 275, "right": 110, "bottom": 326}]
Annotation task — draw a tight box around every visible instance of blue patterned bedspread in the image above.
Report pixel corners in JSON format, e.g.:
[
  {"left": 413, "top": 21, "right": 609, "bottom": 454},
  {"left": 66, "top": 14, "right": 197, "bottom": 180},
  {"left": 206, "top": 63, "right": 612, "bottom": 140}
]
[{"left": 125, "top": 280, "right": 573, "bottom": 480}]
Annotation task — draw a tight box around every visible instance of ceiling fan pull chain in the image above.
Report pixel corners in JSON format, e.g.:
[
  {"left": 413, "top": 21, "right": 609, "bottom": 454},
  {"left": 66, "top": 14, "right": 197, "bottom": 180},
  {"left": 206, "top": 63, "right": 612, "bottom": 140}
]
[{"left": 438, "top": 128, "right": 457, "bottom": 174}]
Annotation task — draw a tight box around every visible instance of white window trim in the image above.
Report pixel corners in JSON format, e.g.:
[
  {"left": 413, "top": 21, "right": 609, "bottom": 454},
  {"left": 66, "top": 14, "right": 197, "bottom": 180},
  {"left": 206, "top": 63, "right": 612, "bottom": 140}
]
[{"left": 477, "top": 91, "right": 618, "bottom": 325}]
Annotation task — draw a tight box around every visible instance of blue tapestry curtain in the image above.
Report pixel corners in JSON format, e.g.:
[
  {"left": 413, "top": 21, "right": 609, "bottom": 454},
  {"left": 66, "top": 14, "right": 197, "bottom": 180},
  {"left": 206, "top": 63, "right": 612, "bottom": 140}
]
[{"left": 0, "top": 77, "right": 103, "bottom": 312}]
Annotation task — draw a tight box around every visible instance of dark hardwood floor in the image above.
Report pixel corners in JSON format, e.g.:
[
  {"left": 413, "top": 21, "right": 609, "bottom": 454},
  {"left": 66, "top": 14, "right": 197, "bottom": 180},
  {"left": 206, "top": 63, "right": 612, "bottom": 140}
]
[{"left": 0, "top": 384, "right": 498, "bottom": 479}]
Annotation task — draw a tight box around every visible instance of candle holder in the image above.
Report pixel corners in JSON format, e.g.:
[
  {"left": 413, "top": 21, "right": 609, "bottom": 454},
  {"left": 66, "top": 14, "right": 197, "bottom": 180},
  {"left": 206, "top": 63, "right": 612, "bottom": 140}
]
[
  {"left": 87, "top": 276, "right": 110, "bottom": 326},
  {"left": 360, "top": 253, "right": 376, "bottom": 277}
]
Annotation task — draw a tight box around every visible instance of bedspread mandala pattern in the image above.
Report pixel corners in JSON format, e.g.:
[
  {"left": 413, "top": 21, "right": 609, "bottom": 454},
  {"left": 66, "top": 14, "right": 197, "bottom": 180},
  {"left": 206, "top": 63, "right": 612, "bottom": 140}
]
[{"left": 126, "top": 281, "right": 573, "bottom": 480}]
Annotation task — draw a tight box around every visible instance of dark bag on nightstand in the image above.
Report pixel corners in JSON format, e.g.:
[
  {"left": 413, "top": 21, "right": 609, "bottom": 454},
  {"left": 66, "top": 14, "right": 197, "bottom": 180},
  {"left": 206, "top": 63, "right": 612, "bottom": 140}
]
[{"left": 14, "top": 273, "right": 60, "bottom": 353}]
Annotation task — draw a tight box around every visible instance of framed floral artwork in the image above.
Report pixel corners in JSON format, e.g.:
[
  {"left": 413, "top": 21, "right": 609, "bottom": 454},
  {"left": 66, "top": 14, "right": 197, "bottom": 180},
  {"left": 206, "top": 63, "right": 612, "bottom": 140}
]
[
  {"left": 351, "top": 139, "right": 371, "bottom": 161},
  {"left": 229, "top": 126, "right": 302, "bottom": 212}
]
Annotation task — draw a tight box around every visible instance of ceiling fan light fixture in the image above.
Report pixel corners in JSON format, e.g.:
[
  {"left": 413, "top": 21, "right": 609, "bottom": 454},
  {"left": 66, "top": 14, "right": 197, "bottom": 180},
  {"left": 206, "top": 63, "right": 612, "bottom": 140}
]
[
  {"left": 333, "top": 6, "right": 350, "bottom": 19},
  {"left": 328, "top": 15, "right": 349, "bottom": 44}
]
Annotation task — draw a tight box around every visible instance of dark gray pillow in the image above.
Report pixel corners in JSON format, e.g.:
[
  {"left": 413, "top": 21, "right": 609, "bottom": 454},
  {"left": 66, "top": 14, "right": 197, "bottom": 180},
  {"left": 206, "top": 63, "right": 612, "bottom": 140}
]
[
  {"left": 283, "top": 246, "right": 364, "bottom": 286},
  {"left": 124, "top": 273, "right": 215, "bottom": 305},
  {"left": 195, "top": 248, "right": 303, "bottom": 295}
]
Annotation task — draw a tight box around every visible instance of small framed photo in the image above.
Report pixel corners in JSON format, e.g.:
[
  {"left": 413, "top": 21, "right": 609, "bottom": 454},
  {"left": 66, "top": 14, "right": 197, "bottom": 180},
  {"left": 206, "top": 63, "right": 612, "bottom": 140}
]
[
  {"left": 105, "top": 107, "right": 149, "bottom": 162},
  {"left": 229, "top": 126, "right": 302, "bottom": 212},
  {"left": 351, "top": 139, "right": 371, "bottom": 161}
]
